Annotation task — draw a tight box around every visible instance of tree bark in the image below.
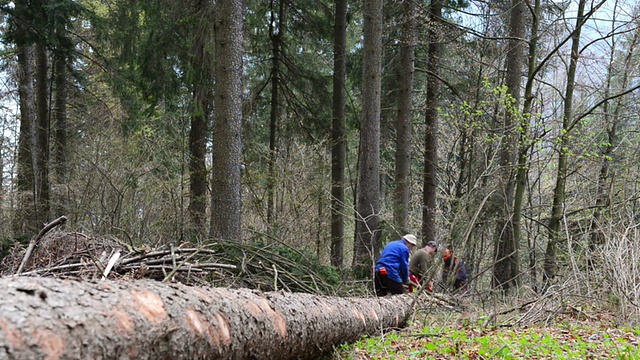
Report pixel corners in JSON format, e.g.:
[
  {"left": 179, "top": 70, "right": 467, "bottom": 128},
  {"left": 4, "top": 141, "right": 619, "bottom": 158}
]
[
  {"left": 393, "top": 0, "right": 416, "bottom": 236},
  {"left": 210, "top": 0, "right": 244, "bottom": 241},
  {"left": 188, "top": 79, "right": 210, "bottom": 233},
  {"left": 14, "top": 42, "right": 37, "bottom": 236},
  {"left": 544, "top": 0, "right": 586, "bottom": 287},
  {"left": 188, "top": 0, "right": 213, "bottom": 234},
  {"left": 52, "top": 53, "right": 67, "bottom": 182},
  {"left": 421, "top": 0, "right": 442, "bottom": 246},
  {"left": 266, "top": 0, "right": 284, "bottom": 228},
  {"left": 0, "top": 277, "right": 411, "bottom": 359},
  {"left": 35, "top": 42, "right": 51, "bottom": 225},
  {"left": 52, "top": 50, "right": 68, "bottom": 219},
  {"left": 588, "top": 4, "right": 638, "bottom": 256},
  {"left": 492, "top": 0, "right": 525, "bottom": 292},
  {"left": 516, "top": 0, "right": 541, "bottom": 293},
  {"left": 354, "top": 0, "right": 383, "bottom": 277},
  {"left": 331, "top": 0, "right": 347, "bottom": 268}
]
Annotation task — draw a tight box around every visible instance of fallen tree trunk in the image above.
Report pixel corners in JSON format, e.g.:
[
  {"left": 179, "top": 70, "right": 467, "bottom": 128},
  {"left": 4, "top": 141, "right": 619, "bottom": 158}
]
[{"left": 0, "top": 276, "right": 411, "bottom": 359}]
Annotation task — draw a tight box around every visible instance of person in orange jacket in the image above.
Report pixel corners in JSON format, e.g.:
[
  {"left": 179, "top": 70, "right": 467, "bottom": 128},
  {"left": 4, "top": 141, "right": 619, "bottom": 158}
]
[{"left": 442, "top": 248, "right": 468, "bottom": 292}]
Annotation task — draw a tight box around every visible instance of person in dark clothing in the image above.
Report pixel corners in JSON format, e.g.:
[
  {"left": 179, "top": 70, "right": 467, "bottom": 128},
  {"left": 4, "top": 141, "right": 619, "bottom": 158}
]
[
  {"left": 443, "top": 248, "right": 468, "bottom": 292},
  {"left": 374, "top": 234, "right": 417, "bottom": 296},
  {"left": 409, "top": 241, "right": 438, "bottom": 292}
]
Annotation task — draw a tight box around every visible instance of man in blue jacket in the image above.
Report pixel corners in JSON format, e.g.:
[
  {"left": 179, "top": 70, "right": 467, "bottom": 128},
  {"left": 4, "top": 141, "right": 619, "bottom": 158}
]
[{"left": 374, "top": 234, "right": 417, "bottom": 296}]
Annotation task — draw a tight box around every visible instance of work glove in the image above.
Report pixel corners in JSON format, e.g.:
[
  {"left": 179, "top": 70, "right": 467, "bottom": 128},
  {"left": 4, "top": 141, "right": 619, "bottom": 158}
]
[{"left": 426, "top": 280, "right": 434, "bottom": 292}]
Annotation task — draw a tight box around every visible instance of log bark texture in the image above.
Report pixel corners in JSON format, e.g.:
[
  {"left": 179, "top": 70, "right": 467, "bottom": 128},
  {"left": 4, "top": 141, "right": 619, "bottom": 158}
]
[{"left": 0, "top": 276, "right": 411, "bottom": 359}]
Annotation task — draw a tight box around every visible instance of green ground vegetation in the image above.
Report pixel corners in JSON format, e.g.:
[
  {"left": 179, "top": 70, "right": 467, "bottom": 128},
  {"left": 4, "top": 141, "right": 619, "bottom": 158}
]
[{"left": 332, "top": 305, "right": 640, "bottom": 359}]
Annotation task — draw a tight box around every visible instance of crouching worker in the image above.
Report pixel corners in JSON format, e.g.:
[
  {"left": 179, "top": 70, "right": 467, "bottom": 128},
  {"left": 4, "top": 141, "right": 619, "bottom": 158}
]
[
  {"left": 409, "top": 241, "right": 438, "bottom": 292},
  {"left": 374, "top": 234, "right": 417, "bottom": 296},
  {"left": 443, "top": 248, "right": 468, "bottom": 292}
]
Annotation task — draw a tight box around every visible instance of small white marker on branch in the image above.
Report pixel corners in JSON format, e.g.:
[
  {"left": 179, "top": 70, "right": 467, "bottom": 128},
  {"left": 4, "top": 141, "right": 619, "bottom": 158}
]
[{"left": 101, "top": 250, "right": 121, "bottom": 280}]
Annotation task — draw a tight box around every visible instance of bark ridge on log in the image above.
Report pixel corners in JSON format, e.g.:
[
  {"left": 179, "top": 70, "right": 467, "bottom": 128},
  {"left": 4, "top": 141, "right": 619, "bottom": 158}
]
[{"left": 0, "top": 276, "right": 411, "bottom": 359}]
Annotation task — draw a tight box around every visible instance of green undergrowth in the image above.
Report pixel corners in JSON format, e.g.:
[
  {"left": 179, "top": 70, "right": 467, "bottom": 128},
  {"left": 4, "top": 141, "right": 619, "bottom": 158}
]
[{"left": 331, "top": 310, "right": 640, "bottom": 359}]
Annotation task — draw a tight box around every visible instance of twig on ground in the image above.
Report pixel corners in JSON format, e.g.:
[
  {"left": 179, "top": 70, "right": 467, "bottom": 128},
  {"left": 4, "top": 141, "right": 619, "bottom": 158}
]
[
  {"left": 162, "top": 248, "right": 201, "bottom": 282},
  {"left": 16, "top": 216, "right": 68, "bottom": 275},
  {"left": 101, "top": 250, "right": 121, "bottom": 280},
  {"left": 273, "top": 264, "right": 278, "bottom": 291}
]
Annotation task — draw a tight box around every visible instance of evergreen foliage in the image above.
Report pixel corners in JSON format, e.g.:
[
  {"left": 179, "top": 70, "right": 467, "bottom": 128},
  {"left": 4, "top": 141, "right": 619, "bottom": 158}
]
[{"left": 0, "top": 0, "right": 639, "bottom": 324}]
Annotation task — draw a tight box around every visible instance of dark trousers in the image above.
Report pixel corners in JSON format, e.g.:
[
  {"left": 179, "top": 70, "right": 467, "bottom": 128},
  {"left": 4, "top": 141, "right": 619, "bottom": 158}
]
[
  {"left": 374, "top": 271, "right": 406, "bottom": 296},
  {"left": 454, "top": 278, "right": 467, "bottom": 292}
]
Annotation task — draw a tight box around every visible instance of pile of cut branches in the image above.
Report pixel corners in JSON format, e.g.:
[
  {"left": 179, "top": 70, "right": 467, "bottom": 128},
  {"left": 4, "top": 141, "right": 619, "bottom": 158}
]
[
  {"left": 214, "top": 238, "right": 341, "bottom": 294},
  {"left": 0, "top": 216, "right": 341, "bottom": 295},
  {"left": 0, "top": 218, "right": 235, "bottom": 286}
]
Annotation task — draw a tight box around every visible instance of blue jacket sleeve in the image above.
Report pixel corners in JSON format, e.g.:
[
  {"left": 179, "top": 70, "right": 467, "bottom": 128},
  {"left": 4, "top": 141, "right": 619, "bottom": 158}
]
[{"left": 399, "top": 248, "right": 409, "bottom": 283}]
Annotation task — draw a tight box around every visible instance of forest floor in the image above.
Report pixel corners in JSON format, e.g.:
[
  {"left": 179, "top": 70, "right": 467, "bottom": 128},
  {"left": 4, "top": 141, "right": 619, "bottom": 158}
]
[
  {"left": 5, "top": 230, "right": 639, "bottom": 359},
  {"left": 331, "top": 298, "right": 640, "bottom": 359}
]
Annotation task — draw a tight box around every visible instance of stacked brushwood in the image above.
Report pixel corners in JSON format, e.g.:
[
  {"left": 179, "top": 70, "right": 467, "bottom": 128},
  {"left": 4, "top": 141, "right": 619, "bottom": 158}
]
[
  {"left": 1, "top": 222, "right": 235, "bottom": 286},
  {"left": 0, "top": 217, "right": 340, "bottom": 294}
]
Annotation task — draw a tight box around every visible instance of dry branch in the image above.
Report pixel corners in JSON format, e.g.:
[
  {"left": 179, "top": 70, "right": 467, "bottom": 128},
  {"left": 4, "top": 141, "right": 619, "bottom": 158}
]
[{"left": 16, "top": 216, "right": 68, "bottom": 274}]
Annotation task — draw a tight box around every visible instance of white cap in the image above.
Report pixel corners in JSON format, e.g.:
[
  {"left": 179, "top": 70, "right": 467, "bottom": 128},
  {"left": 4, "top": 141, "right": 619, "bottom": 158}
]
[{"left": 403, "top": 234, "right": 418, "bottom": 246}]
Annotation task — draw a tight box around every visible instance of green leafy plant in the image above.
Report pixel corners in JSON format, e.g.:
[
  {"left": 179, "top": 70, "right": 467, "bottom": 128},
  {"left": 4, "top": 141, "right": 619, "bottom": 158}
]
[{"left": 332, "top": 312, "right": 640, "bottom": 360}]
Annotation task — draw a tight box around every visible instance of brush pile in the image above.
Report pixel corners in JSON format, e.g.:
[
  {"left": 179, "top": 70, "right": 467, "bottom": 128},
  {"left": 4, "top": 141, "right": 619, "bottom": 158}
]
[{"left": 0, "top": 216, "right": 340, "bottom": 294}]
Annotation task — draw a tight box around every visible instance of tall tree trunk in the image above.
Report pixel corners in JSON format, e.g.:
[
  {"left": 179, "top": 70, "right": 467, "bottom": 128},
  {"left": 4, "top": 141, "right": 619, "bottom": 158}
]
[
  {"left": 0, "top": 277, "right": 411, "bottom": 360},
  {"left": 588, "top": 4, "right": 638, "bottom": 257},
  {"left": 0, "top": 135, "right": 3, "bottom": 230},
  {"left": 210, "top": 0, "right": 244, "bottom": 241},
  {"left": 13, "top": 0, "right": 38, "bottom": 237},
  {"left": 515, "top": 0, "right": 541, "bottom": 293},
  {"left": 330, "top": 0, "right": 347, "bottom": 268},
  {"left": 393, "top": 0, "right": 416, "bottom": 236},
  {"left": 52, "top": 51, "right": 68, "bottom": 218},
  {"left": 544, "top": 0, "right": 586, "bottom": 287},
  {"left": 14, "top": 43, "right": 38, "bottom": 236},
  {"left": 188, "top": 1, "right": 213, "bottom": 234},
  {"left": 454, "top": 3, "right": 492, "bottom": 207},
  {"left": 35, "top": 42, "right": 51, "bottom": 225},
  {"left": 266, "top": 0, "right": 284, "bottom": 228},
  {"left": 421, "top": 0, "right": 442, "bottom": 246},
  {"left": 353, "top": 0, "right": 383, "bottom": 277},
  {"left": 492, "top": 0, "right": 525, "bottom": 292},
  {"left": 188, "top": 84, "right": 209, "bottom": 233}
]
